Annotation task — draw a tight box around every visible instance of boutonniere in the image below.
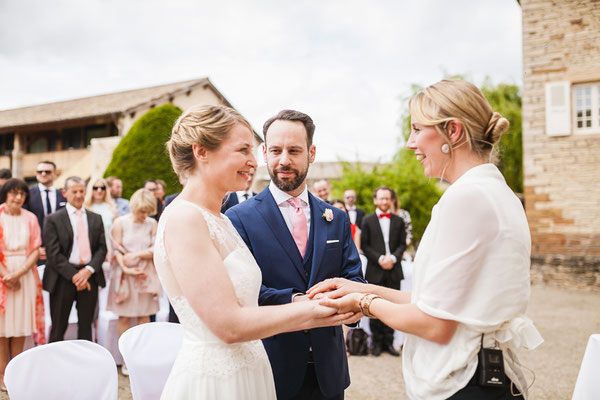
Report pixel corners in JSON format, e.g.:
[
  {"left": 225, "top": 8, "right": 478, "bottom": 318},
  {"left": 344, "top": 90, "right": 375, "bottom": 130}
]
[{"left": 322, "top": 208, "right": 334, "bottom": 222}]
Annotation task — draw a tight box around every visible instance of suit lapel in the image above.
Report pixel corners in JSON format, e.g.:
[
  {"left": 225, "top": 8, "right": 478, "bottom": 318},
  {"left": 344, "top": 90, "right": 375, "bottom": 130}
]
[
  {"left": 372, "top": 215, "right": 386, "bottom": 249},
  {"left": 59, "top": 208, "right": 74, "bottom": 248},
  {"left": 85, "top": 210, "right": 96, "bottom": 245},
  {"left": 254, "top": 189, "right": 305, "bottom": 280},
  {"left": 308, "top": 194, "right": 327, "bottom": 287},
  {"left": 389, "top": 214, "right": 400, "bottom": 245}
]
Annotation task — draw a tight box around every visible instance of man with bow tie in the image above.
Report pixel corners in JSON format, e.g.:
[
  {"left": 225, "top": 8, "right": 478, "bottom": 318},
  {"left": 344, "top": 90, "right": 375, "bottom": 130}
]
[{"left": 360, "top": 185, "right": 406, "bottom": 357}]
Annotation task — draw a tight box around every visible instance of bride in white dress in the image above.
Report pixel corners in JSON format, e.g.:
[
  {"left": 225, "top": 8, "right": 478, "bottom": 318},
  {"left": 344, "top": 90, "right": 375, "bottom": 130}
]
[{"left": 154, "top": 104, "right": 356, "bottom": 399}]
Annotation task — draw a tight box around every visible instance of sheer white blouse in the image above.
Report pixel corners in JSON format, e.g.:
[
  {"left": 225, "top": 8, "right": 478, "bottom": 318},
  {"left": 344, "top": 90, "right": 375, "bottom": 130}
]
[{"left": 402, "top": 164, "right": 543, "bottom": 400}]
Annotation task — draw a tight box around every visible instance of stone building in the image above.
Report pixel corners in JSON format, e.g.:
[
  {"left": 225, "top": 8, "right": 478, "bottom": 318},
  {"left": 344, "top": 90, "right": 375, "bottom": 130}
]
[
  {"left": 0, "top": 78, "right": 262, "bottom": 185},
  {"left": 521, "top": 0, "right": 600, "bottom": 287}
]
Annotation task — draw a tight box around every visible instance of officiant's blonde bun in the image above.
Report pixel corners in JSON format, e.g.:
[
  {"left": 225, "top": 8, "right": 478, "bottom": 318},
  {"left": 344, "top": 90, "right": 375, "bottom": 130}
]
[
  {"left": 409, "top": 79, "right": 509, "bottom": 159},
  {"left": 168, "top": 104, "right": 252, "bottom": 176}
]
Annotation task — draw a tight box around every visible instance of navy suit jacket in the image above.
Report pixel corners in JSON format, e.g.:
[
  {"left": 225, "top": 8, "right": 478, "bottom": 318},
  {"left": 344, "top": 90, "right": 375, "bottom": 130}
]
[
  {"left": 226, "top": 187, "right": 364, "bottom": 399},
  {"left": 220, "top": 192, "right": 256, "bottom": 213},
  {"left": 24, "top": 185, "right": 66, "bottom": 235}
]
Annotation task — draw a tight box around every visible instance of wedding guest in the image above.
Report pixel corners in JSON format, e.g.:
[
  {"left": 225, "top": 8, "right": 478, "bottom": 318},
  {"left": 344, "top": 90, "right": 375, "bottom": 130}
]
[
  {"left": 331, "top": 199, "right": 361, "bottom": 252},
  {"left": 106, "top": 176, "right": 130, "bottom": 217},
  {"left": 343, "top": 189, "right": 365, "bottom": 227},
  {"left": 0, "top": 179, "right": 45, "bottom": 391},
  {"left": 312, "top": 179, "right": 331, "bottom": 203},
  {"left": 43, "top": 176, "right": 107, "bottom": 342},
  {"left": 0, "top": 170, "right": 11, "bottom": 188},
  {"left": 24, "top": 161, "right": 67, "bottom": 264},
  {"left": 390, "top": 189, "right": 413, "bottom": 247},
  {"left": 220, "top": 170, "right": 256, "bottom": 213},
  {"left": 107, "top": 188, "right": 159, "bottom": 376},
  {"left": 143, "top": 180, "right": 163, "bottom": 221},
  {"left": 360, "top": 186, "right": 406, "bottom": 356},
  {"left": 155, "top": 179, "right": 167, "bottom": 204},
  {"left": 84, "top": 178, "right": 118, "bottom": 256},
  {"left": 309, "top": 79, "right": 543, "bottom": 399}
]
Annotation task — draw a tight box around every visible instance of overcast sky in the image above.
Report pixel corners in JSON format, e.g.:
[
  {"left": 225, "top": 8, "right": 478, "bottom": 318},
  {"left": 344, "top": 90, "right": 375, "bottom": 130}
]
[{"left": 0, "top": 0, "right": 522, "bottom": 162}]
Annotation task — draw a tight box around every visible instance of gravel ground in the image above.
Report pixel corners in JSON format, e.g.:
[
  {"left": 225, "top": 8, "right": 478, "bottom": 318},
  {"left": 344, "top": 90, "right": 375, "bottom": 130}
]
[{"left": 2, "top": 284, "right": 598, "bottom": 399}]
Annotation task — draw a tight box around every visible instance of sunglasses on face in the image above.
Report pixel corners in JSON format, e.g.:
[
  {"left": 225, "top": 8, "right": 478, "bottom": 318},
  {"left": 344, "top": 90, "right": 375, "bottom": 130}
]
[
  {"left": 93, "top": 186, "right": 106, "bottom": 191},
  {"left": 36, "top": 170, "right": 53, "bottom": 175}
]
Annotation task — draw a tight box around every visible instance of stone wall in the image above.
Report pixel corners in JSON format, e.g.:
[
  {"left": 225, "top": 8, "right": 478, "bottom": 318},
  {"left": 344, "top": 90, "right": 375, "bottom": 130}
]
[{"left": 522, "top": 0, "right": 600, "bottom": 289}]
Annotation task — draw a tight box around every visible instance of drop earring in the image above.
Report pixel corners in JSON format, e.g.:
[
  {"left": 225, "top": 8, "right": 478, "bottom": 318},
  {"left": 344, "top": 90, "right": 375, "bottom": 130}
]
[{"left": 441, "top": 143, "right": 450, "bottom": 154}]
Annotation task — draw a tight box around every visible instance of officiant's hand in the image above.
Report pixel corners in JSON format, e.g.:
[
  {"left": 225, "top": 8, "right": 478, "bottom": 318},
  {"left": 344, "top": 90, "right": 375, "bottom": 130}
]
[
  {"left": 307, "top": 278, "right": 368, "bottom": 300},
  {"left": 319, "top": 292, "right": 362, "bottom": 314}
]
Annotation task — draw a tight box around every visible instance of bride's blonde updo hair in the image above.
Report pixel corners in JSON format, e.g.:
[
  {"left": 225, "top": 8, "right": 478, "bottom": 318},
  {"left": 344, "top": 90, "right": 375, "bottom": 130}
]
[
  {"left": 167, "top": 104, "right": 252, "bottom": 176},
  {"left": 409, "top": 79, "right": 510, "bottom": 160}
]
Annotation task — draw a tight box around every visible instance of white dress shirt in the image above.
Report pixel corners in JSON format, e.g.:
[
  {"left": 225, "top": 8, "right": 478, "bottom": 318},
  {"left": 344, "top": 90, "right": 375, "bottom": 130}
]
[
  {"left": 65, "top": 203, "right": 94, "bottom": 273},
  {"left": 268, "top": 182, "right": 311, "bottom": 236},
  {"left": 346, "top": 205, "right": 357, "bottom": 225},
  {"left": 38, "top": 183, "right": 57, "bottom": 215},
  {"left": 235, "top": 190, "right": 253, "bottom": 204},
  {"left": 402, "top": 164, "right": 543, "bottom": 400},
  {"left": 375, "top": 208, "right": 396, "bottom": 264}
]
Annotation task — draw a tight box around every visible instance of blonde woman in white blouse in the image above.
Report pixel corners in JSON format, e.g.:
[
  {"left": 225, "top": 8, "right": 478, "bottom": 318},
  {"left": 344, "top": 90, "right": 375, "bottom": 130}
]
[{"left": 309, "top": 79, "right": 543, "bottom": 400}]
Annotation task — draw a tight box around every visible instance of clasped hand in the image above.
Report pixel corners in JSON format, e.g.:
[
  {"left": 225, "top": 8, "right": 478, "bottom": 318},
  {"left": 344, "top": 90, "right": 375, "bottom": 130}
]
[
  {"left": 72, "top": 268, "right": 92, "bottom": 291},
  {"left": 294, "top": 292, "right": 362, "bottom": 326},
  {"left": 307, "top": 278, "right": 370, "bottom": 315}
]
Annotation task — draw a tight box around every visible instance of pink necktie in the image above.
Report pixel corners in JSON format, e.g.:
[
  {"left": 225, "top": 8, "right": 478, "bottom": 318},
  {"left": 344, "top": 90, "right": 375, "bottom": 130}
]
[
  {"left": 288, "top": 198, "right": 308, "bottom": 257},
  {"left": 75, "top": 209, "right": 92, "bottom": 265}
]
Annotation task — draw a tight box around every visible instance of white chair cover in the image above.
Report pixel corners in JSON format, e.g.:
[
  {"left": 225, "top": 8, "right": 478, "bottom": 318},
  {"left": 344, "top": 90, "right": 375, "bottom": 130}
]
[
  {"left": 572, "top": 334, "right": 600, "bottom": 400},
  {"left": 119, "top": 322, "right": 184, "bottom": 400},
  {"left": 4, "top": 340, "right": 118, "bottom": 400}
]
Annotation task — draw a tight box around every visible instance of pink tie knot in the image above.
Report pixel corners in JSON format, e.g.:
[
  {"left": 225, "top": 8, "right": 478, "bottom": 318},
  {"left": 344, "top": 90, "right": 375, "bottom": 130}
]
[{"left": 288, "top": 198, "right": 303, "bottom": 209}]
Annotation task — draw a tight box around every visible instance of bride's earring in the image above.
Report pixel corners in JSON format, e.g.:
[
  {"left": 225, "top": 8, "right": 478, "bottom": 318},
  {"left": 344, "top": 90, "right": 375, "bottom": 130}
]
[{"left": 441, "top": 143, "right": 450, "bottom": 154}]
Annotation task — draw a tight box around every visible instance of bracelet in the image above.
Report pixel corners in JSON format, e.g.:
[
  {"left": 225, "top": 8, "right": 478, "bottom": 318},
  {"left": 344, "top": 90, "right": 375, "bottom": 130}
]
[{"left": 359, "top": 294, "right": 382, "bottom": 319}]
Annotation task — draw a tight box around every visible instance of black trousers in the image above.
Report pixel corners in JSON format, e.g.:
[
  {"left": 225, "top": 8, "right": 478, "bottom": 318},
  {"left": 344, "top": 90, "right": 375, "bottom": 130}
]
[
  {"left": 370, "top": 273, "right": 400, "bottom": 349},
  {"left": 49, "top": 276, "right": 98, "bottom": 342},
  {"left": 448, "top": 368, "right": 525, "bottom": 400},
  {"left": 290, "top": 361, "right": 343, "bottom": 400}
]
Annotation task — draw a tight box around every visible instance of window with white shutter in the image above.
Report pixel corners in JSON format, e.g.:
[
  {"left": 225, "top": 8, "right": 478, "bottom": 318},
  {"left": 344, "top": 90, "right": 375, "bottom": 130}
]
[
  {"left": 573, "top": 82, "right": 600, "bottom": 134},
  {"left": 545, "top": 81, "right": 572, "bottom": 136}
]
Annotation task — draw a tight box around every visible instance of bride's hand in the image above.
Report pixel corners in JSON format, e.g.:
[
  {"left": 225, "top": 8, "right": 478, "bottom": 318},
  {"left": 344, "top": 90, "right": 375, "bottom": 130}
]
[
  {"left": 319, "top": 292, "right": 363, "bottom": 314},
  {"left": 309, "top": 303, "right": 358, "bottom": 328},
  {"left": 307, "top": 278, "right": 368, "bottom": 300}
]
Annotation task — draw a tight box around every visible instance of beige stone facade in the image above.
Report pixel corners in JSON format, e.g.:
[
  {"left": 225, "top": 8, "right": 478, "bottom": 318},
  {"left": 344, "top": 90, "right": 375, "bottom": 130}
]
[{"left": 522, "top": 0, "right": 600, "bottom": 288}]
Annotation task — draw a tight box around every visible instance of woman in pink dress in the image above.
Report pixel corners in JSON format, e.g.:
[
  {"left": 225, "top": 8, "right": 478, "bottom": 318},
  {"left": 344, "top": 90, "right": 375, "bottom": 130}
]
[
  {"left": 107, "top": 188, "right": 160, "bottom": 375},
  {"left": 0, "top": 179, "right": 45, "bottom": 390}
]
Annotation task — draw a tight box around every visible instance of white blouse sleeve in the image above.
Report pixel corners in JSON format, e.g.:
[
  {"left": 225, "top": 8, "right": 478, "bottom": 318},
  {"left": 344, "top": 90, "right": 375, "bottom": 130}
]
[{"left": 416, "top": 184, "right": 529, "bottom": 329}]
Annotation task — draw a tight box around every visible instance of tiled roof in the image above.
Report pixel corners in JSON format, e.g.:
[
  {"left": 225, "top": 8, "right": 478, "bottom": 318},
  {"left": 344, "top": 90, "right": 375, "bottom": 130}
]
[{"left": 0, "top": 78, "right": 210, "bottom": 128}]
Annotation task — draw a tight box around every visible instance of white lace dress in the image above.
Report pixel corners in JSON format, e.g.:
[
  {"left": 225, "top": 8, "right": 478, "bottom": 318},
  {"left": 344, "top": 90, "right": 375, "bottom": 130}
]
[{"left": 154, "top": 200, "right": 276, "bottom": 400}]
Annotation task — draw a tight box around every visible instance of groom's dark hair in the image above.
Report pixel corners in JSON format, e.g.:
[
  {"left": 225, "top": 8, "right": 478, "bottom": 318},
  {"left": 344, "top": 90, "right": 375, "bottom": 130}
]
[{"left": 263, "top": 110, "right": 315, "bottom": 148}]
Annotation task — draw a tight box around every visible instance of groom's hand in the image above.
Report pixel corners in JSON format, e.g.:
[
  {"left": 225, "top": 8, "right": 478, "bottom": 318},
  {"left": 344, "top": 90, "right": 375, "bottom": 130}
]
[
  {"left": 292, "top": 293, "right": 326, "bottom": 302},
  {"left": 307, "top": 278, "right": 367, "bottom": 300},
  {"left": 340, "top": 311, "right": 363, "bottom": 325}
]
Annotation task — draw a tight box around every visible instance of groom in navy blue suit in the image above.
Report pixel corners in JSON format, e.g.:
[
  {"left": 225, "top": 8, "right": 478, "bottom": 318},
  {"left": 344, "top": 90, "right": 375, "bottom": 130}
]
[{"left": 227, "top": 110, "right": 364, "bottom": 400}]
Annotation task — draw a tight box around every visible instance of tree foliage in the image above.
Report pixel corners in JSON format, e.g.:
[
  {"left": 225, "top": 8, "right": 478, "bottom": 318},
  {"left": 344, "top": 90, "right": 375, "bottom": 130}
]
[
  {"left": 104, "top": 104, "right": 183, "bottom": 199},
  {"left": 481, "top": 80, "right": 523, "bottom": 193},
  {"left": 331, "top": 150, "right": 442, "bottom": 244}
]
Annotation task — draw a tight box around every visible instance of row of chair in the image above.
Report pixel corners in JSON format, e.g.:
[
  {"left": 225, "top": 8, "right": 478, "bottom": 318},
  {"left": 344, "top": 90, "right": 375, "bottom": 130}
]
[{"left": 5, "top": 322, "right": 183, "bottom": 400}]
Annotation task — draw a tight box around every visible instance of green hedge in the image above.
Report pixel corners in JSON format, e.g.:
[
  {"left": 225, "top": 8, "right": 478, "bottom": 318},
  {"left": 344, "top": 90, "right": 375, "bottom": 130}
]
[{"left": 104, "top": 104, "right": 183, "bottom": 199}]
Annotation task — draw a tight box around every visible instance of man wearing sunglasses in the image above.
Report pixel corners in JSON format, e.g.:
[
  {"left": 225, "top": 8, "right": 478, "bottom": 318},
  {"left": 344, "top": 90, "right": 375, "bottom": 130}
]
[{"left": 24, "top": 160, "right": 67, "bottom": 264}]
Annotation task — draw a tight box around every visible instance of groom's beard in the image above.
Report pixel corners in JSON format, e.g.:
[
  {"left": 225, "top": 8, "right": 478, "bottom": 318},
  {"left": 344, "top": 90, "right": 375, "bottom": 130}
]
[{"left": 268, "top": 164, "right": 309, "bottom": 193}]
